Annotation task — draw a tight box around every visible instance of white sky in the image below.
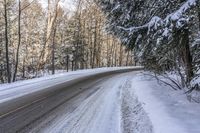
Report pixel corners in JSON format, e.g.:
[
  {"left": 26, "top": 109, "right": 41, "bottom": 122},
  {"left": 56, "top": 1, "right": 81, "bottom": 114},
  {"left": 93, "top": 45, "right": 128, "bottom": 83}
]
[{"left": 39, "top": 0, "right": 76, "bottom": 12}]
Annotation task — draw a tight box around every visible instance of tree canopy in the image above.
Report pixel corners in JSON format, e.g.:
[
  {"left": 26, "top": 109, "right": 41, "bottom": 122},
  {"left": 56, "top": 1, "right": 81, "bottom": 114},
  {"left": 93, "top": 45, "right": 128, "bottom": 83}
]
[{"left": 98, "top": 0, "right": 200, "bottom": 88}]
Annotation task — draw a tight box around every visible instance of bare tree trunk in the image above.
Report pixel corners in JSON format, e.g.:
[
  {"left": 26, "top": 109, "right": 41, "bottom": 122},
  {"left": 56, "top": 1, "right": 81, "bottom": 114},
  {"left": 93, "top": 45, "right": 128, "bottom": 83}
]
[
  {"left": 52, "top": 28, "right": 56, "bottom": 75},
  {"left": 66, "top": 55, "right": 69, "bottom": 72},
  {"left": 197, "top": 0, "right": 200, "bottom": 30},
  {"left": 119, "top": 44, "right": 123, "bottom": 66},
  {"left": 111, "top": 39, "right": 115, "bottom": 67},
  {"left": 181, "top": 28, "right": 194, "bottom": 83},
  {"left": 4, "top": 0, "right": 11, "bottom": 83},
  {"left": 106, "top": 34, "right": 110, "bottom": 67},
  {"left": 92, "top": 19, "right": 98, "bottom": 68},
  {"left": 96, "top": 16, "right": 102, "bottom": 68},
  {"left": 13, "top": 0, "right": 21, "bottom": 82},
  {"left": 72, "top": 61, "right": 74, "bottom": 71},
  {"left": 22, "top": 58, "right": 25, "bottom": 78},
  {"left": 114, "top": 42, "right": 117, "bottom": 66},
  {"left": 126, "top": 51, "right": 130, "bottom": 66},
  {"left": 37, "top": 0, "right": 60, "bottom": 70}
]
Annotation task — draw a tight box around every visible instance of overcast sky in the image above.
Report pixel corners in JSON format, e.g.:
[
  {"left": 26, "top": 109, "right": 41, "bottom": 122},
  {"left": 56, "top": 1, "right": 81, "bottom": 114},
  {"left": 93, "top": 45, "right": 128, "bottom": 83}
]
[{"left": 39, "top": 0, "right": 76, "bottom": 12}]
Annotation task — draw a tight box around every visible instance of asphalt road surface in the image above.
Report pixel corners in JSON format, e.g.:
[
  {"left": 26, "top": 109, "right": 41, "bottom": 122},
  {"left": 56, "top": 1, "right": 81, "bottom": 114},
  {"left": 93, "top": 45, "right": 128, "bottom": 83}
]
[{"left": 0, "top": 69, "right": 139, "bottom": 133}]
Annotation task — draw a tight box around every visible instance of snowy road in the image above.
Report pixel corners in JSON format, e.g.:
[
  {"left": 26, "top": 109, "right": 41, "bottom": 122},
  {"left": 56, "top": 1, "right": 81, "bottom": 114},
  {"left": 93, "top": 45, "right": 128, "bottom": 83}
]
[
  {"left": 0, "top": 69, "right": 147, "bottom": 133},
  {"left": 21, "top": 73, "right": 125, "bottom": 133},
  {"left": 1, "top": 68, "right": 198, "bottom": 133}
]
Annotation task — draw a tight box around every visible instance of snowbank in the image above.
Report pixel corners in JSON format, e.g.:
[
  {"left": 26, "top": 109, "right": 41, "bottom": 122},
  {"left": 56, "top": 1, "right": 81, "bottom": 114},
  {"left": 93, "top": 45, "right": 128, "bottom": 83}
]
[{"left": 131, "top": 72, "right": 200, "bottom": 133}]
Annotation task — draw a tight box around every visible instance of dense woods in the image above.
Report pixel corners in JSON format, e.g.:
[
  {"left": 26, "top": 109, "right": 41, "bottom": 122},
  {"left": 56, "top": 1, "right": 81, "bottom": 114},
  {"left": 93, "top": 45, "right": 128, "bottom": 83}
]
[
  {"left": 2, "top": 0, "right": 199, "bottom": 91},
  {"left": 98, "top": 0, "right": 200, "bottom": 90},
  {"left": 0, "top": 0, "right": 134, "bottom": 83}
]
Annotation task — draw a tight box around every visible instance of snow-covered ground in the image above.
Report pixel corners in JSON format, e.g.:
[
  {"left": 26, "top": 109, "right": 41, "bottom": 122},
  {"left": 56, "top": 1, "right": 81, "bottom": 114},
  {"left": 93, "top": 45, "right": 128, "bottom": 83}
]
[
  {"left": 19, "top": 71, "right": 200, "bottom": 133},
  {"left": 131, "top": 72, "right": 200, "bottom": 133},
  {"left": 1, "top": 69, "right": 200, "bottom": 133}
]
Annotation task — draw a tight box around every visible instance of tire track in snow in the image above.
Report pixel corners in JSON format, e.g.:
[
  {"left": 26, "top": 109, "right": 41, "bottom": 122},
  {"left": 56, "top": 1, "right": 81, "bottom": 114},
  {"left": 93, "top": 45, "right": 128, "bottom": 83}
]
[
  {"left": 49, "top": 74, "right": 128, "bottom": 133},
  {"left": 121, "top": 77, "right": 153, "bottom": 133},
  {"left": 18, "top": 72, "right": 154, "bottom": 133}
]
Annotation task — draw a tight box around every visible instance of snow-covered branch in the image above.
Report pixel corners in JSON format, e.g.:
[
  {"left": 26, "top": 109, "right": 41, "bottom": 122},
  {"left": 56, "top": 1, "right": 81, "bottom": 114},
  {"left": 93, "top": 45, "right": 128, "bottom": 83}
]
[
  {"left": 118, "top": 0, "right": 197, "bottom": 34},
  {"left": 117, "top": 24, "right": 148, "bottom": 33},
  {"left": 165, "top": 0, "right": 197, "bottom": 22}
]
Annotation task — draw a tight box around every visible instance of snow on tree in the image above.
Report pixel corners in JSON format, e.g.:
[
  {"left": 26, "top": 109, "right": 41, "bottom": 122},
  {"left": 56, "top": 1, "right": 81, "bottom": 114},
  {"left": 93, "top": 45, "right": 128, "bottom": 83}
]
[{"left": 98, "top": 0, "right": 200, "bottom": 89}]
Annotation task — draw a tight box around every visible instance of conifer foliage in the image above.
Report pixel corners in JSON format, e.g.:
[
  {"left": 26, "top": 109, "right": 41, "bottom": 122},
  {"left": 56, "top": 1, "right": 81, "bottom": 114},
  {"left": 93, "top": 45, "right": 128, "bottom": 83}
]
[{"left": 99, "top": 0, "right": 200, "bottom": 89}]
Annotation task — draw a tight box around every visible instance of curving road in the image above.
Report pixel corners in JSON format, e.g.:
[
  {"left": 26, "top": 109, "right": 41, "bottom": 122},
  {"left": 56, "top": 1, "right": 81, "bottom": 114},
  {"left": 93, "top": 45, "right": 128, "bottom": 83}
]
[{"left": 0, "top": 69, "right": 142, "bottom": 133}]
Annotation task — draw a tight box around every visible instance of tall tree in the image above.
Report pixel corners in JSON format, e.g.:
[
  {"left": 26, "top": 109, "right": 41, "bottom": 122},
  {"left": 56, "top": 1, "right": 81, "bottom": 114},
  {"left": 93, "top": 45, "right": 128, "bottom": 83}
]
[
  {"left": 38, "top": 0, "right": 61, "bottom": 70},
  {"left": 3, "top": 0, "right": 11, "bottom": 83},
  {"left": 13, "top": 0, "right": 21, "bottom": 82}
]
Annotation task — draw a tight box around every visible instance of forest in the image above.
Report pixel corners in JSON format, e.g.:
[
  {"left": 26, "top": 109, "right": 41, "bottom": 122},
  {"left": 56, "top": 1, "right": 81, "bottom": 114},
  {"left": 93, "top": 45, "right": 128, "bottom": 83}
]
[
  {"left": 1, "top": 0, "right": 200, "bottom": 92},
  {"left": 0, "top": 0, "right": 134, "bottom": 83},
  {"left": 98, "top": 0, "right": 200, "bottom": 91}
]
